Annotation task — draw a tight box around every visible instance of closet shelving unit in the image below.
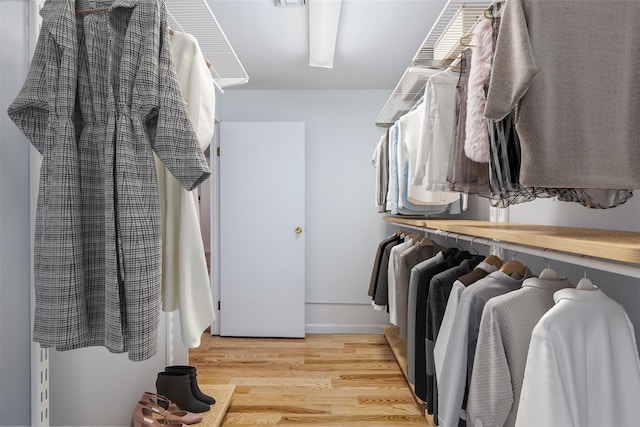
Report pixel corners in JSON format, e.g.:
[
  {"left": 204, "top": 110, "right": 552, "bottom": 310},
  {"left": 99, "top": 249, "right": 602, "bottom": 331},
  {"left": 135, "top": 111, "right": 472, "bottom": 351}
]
[
  {"left": 165, "top": 0, "right": 249, "bottom": 89},
  {"left": 375, "top": 0, "right": 495, "bottom": 127},
  {"left": 374, "top": 2, "right": 494, "bottom": 421},
  {"left": 373, "top": 1, "right": 640, "bottom": 420},
  {"left": 383, "top": 216, "right": 640, "bottom": 272},
  {"left": 381, "top": 215, "right": 640, "bottom": 423}
]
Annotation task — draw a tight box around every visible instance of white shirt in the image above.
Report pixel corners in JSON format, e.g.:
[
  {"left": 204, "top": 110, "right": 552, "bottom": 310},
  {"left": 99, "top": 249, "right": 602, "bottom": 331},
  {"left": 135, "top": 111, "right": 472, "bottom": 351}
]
[
  {"left": 387, "top": 238, "right": 414, "bottom": 325},
  {"left": 516, "top": 287, "right": 640, "bottom": 427},
  {"left": 158, "top": 30, "right": 217, "bottom": 347},
  {"left": 434, "top": 261, "right": 498, "bottom": 381},
  {"left": 412, "top": 69, "right": 460, "bottom": 202}
]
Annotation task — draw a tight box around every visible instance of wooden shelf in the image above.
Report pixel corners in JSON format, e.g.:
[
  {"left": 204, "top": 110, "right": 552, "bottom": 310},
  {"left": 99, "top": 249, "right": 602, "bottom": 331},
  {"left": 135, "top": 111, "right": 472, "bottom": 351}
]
[
  {"left": 382, "top": 325, "right": 435, "bottom": 426},
  {"left": 383, "top": 216, "right": 640, "bottom": 264}
]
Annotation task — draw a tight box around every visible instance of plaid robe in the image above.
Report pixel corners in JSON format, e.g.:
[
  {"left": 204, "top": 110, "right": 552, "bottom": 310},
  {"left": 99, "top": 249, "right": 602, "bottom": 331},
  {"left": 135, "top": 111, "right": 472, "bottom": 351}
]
[{"left": 7, "top": 0, "right": 210, "bottom": 361}]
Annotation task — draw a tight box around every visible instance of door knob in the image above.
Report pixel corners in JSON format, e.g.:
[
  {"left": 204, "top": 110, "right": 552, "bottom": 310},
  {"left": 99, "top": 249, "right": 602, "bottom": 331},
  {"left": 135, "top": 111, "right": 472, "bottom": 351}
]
[{"left": 295, "top": 226, "right": 303, "bottom": 234}]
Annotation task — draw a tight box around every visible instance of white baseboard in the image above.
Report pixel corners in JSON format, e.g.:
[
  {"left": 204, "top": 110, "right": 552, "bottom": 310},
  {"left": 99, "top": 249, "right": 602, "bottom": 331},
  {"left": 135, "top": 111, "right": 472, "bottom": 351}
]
[
  {"left": 305, "top": 324, "right": 385, "bottom": 334},
  {"left": 304, "top": 302, "right": 390, "bottom": 335}
]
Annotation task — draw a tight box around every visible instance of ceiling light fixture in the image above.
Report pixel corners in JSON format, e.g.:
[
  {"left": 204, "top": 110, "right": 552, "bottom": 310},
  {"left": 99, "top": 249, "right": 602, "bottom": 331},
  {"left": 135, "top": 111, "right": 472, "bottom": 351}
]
[
  {"left": 308, "top": 0, "right": 342, "bottom": 68},
  {"left": 274, "top": 0, "right": 306, "bottom": 7}
]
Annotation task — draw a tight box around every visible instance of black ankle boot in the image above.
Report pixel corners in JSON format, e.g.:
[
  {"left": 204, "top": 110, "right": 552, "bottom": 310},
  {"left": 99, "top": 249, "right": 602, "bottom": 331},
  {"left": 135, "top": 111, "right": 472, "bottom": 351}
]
[
  {"left": 165, "top": 365, "right": 216, "bottom": 405},
  {"left": 156, "top": 371, "right": 210, "bottom": 413}
]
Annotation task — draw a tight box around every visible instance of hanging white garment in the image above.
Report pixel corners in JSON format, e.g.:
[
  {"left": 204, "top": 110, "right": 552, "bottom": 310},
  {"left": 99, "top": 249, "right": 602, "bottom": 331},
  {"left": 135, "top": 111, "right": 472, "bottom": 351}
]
[
  {"left": 412, "top": 69, "right": 460, "bottom": 204},
  {"left": 156, "top": 30, "right": 217, "bottom": 348},
  {"left": 371, "top": 133, "right": 388, "bottom": 212},
  {"left": 516, "top": 287, "right": 640, "bottom": 427}
]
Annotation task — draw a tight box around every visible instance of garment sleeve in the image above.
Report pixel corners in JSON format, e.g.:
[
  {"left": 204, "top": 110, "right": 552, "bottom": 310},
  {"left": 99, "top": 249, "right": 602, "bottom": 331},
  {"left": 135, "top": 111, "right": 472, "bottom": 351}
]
[
  {"left": 146, "top": 3, "right": 211, "bottom": 191},
  {"left": 438, "top": 291, "right": 471, "bottom": 427},
  {"left": 7, "top": 26, "right": 52, "bottom": 154},
  {"left": 466, "top": 303, "right": 513, "bottom": 427},
  {"left": 434, "top": 284, "right": 460, "bottom": 380},
  {"left": 412, "top": 80, "right": 434, "bottom": 185},
  {"left": 170, "top": 32, "right": 216, "bottom": 151},
  {"left": 484, "top": 0, "right": 539, "bottom": 121},
  {"left": 515, "top": 323, "right": 573, "bottom": 427}
]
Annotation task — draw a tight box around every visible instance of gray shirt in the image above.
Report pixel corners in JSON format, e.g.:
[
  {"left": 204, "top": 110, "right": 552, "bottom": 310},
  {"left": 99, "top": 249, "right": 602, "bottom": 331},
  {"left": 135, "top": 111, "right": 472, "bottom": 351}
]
[
  {"left": 397, "top": 242, "right": 437, "bottom": 339},
  {"left": 438, "top": 269, "right": 532, "bottom": 427},
  {"left": 466, "top": 276, "right": 573, "bottom": 427},
  {"left": 407, "top": 252, "right": 445, "bottom": 383},
  {"left": 485, "top": 0, "right": 640, "bottom": 189}
]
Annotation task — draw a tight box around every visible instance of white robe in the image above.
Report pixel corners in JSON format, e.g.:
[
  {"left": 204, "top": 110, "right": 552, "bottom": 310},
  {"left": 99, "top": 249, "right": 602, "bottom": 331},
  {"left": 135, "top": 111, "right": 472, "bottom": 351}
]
[
  {"left": 516, "top": 287, "right": 640, "bottom": 427},
  {"left": 156, "top": 30, "right": 217, "bottom": 348}
]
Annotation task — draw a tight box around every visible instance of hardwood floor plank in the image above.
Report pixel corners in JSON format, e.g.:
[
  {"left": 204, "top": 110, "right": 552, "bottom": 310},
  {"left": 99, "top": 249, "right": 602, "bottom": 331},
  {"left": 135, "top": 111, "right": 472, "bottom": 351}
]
[{"left": 191, "top": 333, "right": 433, "bottom": 426}]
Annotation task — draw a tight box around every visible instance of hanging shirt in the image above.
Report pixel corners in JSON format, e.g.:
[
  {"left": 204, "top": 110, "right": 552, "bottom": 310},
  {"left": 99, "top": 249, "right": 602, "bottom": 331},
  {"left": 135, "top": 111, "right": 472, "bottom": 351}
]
[
  {"left": 7, "top": 0, "right": 210, "bottom": 361},
  {"left": 485, "top": 0, "right": 640, "bottom": 190},
  {"left": 413, "top": 69, "right": 461, "bottom": 201},
  {"left": 407, "top": 252, "right": 446, "bottom": 384},
  {"left": 398, "top": 103, "right": 462, "bottom": 215},
  {"left": 466, "top": 276, "right": 573, "bottom": 427},
  {"left": 396, "top": 240, "right": 438, "bottom": 339},
  {"left": 368, "top": 234, "right": 402, "bottom": 298},
  {"left": 387, "top": 123, "right": 400, "bottom": 214},
  {"left": 157, "top": 30, "right": 217, "bottom": 348},
  {"left": 373, "top": 238, "right": 405, "bottom": 311},
  {"left": 372, "top": 132, "right": 389, "bottom": 212},
  {"left": 447, "top": 48, "right": 491, "bottom": 197},
  {"left": 387, "top": 238, "right": 415, "bottom": 324},
  {"left": 423, "top": 256, "right": 484, "bottom": 419},
  {"left": 434, "top": 261, "right": 498, "bottom": 381},
  {"left": 438, "top": 269, "right": 532, "bottom": 427},
  {"left": 515, "top": 287, "right": 640, "bottom": 427}
]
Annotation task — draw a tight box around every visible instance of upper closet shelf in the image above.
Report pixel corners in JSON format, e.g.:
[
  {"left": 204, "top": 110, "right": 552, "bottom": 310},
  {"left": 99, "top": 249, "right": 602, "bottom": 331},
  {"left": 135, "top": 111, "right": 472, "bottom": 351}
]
[
  {"left": 384, "top": 216, "right": 640, "bottom": 266},
  {"left": 375, "top": 0, "right": 494, "bottom": 127},
  {"left": 166, "top": 0, "right": 249, "bottom": 88}
]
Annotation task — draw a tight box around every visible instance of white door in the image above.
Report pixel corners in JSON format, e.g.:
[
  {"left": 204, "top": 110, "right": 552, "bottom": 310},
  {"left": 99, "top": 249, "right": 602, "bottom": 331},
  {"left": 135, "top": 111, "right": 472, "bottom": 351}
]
[{"left": 219, "top": 122, "right": 305, "bottom": 337}]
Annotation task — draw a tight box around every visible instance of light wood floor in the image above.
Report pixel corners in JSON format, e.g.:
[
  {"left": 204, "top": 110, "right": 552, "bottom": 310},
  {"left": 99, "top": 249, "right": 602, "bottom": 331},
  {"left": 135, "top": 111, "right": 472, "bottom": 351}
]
[{"left": 189, "top": 333, "right": 431, "bottom": 426}]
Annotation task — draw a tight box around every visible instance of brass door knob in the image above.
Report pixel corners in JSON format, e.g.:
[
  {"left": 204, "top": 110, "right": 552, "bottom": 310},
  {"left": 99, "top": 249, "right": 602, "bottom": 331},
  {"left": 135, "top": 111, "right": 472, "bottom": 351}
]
[{"left": 295, "top": 226, "right": 303, "bottom": 234}]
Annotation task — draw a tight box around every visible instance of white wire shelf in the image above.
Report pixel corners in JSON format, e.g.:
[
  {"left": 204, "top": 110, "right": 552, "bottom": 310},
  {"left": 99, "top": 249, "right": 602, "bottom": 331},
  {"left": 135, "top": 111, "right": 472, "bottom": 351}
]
[
  {"left": 166, "top": 0, "right": 249, "bottom": 89},
  {"left": 376, "top": 0, "right": 494, "bottom": 127}
]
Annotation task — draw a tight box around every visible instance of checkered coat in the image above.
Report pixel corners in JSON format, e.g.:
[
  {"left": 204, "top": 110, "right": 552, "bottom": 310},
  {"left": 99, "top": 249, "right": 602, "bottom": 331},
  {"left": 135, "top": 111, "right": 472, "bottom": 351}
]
[{"left": 7, "top": 0, "right": 210, "bottom": 361}]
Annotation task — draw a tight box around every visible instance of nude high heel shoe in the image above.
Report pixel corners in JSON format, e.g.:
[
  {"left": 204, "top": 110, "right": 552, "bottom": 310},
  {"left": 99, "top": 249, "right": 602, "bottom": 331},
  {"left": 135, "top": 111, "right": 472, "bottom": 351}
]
[
  {"left": 132, "top": 405, "right": 187, "bottom": 427},
  {"left": 137, "top": 398, "right": 203, "bottom": 425}
]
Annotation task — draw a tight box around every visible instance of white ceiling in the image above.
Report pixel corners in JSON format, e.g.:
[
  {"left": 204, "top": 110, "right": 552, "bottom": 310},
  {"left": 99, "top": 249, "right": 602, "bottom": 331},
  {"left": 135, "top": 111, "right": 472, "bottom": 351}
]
[{"left": 207, "top": 0, "right": 448, "bottom": 90}]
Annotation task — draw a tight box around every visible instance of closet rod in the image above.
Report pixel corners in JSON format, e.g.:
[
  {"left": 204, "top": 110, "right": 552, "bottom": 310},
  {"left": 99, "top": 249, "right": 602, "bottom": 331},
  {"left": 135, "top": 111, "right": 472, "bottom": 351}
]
[{"left": 388, "top": 221, "right": 640, "bottom": 279}]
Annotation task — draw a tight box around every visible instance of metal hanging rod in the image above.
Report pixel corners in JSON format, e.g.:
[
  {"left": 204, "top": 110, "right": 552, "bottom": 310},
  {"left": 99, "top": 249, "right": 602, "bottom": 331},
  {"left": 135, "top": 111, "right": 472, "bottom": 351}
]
[{"left": 389, "top": 221, "right": 640, "bottom": 279}]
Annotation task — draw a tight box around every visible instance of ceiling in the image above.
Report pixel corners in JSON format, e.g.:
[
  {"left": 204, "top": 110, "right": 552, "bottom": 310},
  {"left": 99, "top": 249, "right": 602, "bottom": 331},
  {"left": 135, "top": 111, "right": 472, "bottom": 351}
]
[{"left": 206, "top": 0, "right": 448, "bottom": 90}]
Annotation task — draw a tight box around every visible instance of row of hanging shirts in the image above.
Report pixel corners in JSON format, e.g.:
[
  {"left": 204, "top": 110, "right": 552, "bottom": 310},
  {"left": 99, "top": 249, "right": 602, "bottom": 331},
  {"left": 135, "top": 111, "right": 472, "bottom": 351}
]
[{"left": 368, "top": 230, "right": 640, "bottom": 427}]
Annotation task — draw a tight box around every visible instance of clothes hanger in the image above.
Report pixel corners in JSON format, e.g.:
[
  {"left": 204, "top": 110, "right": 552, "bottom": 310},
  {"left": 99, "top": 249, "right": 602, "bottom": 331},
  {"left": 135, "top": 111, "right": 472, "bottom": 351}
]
[
  {"left": 539, "top": 267, "right": 559, "bottom": 279},
  {"left": 418, "top": 235, "right": 434, "bottom": 247},
  {"left": 499, "top": 251, "right": 525, "bottom": 276},
  {"left": 483, "top": 254, "right": 503, "bottom": 269},
  {"left": 459, "top": 34, "right": 475, "bottom": 47},
  {"left": 576, "top": 271, "right": 598, "bottom": 290},
  {"left": 538, "top": 249, "right": 560, "bottom": 279},
  {"left": 499, "top": 260, "right": 526, "bottom": 276}
]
